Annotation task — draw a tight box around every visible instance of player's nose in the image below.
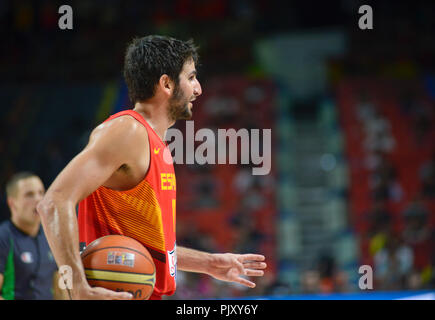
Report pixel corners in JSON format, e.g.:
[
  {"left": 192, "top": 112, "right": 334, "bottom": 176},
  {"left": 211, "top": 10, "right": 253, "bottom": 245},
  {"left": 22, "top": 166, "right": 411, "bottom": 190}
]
[{"left": 194, "top": 79, "right": 202, "bottom": 97}]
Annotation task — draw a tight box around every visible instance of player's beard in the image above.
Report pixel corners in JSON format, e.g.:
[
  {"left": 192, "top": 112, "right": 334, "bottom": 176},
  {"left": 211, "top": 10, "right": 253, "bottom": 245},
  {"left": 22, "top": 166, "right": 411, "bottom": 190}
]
[{"left": 168, "top": 83, "right": 192, "bottom": 121}]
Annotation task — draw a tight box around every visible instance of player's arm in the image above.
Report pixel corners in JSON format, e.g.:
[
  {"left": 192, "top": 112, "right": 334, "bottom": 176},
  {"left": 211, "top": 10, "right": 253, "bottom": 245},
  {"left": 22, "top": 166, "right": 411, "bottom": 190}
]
[
  {"left": 177, "top": 246, "right": 267, "bottom": 288},
  {"left": 37, "top": 116, "right": 148, "bottom": 300}
]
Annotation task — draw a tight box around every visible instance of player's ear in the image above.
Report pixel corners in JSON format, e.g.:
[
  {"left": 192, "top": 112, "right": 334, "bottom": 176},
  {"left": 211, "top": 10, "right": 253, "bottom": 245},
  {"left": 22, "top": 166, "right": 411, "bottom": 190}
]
[{"left": 159, "top": 74, "right": 173, "bottom": 97}]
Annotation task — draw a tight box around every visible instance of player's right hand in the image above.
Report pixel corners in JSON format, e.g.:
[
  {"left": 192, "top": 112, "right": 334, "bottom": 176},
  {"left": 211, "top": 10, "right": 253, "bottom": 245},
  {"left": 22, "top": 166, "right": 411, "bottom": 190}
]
[{"left": 71, "top": 282, "right": 133, "bottom": 300}]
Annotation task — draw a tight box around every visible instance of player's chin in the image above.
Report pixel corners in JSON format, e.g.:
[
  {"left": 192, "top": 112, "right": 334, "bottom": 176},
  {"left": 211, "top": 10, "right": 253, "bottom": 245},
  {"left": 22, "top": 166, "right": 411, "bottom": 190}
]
[{"left": 177, "top": 105, "right": 193, "bottom": 120}]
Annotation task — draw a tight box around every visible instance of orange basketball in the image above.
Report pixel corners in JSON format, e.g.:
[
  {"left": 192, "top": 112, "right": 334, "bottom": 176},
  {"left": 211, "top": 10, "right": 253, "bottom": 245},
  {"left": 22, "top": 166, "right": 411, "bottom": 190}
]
[{"left": 81, "top": 235, "right": 156, "bottom": 300}]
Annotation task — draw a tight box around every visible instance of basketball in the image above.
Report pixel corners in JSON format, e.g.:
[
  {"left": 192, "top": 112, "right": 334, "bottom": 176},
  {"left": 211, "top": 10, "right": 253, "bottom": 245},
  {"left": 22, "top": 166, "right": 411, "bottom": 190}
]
[{"left": 81, "top": 235, "right": 156, "bottom": 300}]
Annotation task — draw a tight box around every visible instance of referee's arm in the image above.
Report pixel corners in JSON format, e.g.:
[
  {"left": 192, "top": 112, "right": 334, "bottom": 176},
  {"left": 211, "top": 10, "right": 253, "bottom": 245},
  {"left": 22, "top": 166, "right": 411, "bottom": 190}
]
[
  {"left": 0, "top": 274, "right": 4, "bottom": 300},
  {"left": 0, "top": 232, "right": 7, "bottom": 300}
]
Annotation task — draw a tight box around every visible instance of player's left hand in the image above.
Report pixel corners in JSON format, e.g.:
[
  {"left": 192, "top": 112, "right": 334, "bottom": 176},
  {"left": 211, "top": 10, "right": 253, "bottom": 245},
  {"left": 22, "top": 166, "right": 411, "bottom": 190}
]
[{"left": 206, "top": 253, "right": 267, "bottom": 288}]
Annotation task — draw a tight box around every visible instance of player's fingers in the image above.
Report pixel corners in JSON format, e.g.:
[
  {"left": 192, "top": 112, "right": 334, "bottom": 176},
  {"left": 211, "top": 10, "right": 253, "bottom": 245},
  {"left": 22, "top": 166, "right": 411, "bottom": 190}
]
[
  {"left": 239, "top": 254, "right": 265, "bottom": 262},
  {"left": 245, "top": 269, "right": 264, "bottom": 277},
  {"left": 111, "top": 292, "right": 134, "bottom": 300},
  {"left": 93, "top": 287, "right": 133, "bottom": 300},
  {"left": 235, "top": 277, "right": 256, "bottom": 288},
  {"left": 233, "top": 259, "right": 246, "bottom": 275},
  {"left": 243, "top": 262, "right": 267, "bottom": 270}
]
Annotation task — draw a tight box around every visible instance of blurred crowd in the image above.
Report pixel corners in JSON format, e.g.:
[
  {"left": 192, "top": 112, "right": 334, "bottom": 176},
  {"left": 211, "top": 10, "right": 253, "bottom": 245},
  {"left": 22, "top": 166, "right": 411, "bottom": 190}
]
[
  {"left": 0, "top": 0, "right": 294, "bottom": 82},
  {"left": 352, "top": 79, "right": 435, "bottom": 291}
]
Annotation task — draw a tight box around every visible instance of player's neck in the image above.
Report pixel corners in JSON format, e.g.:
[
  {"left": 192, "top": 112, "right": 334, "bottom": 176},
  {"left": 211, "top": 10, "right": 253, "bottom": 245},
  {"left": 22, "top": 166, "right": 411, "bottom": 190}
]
[{"left": 133, "top": 102, "right": 174, "bottom": 142}]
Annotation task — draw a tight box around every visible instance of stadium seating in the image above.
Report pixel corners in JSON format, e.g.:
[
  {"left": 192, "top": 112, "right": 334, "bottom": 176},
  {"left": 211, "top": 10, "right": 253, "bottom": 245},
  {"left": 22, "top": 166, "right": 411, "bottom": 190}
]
[{"left": 336, "top": 77, "right": 435, "bottom": 271}]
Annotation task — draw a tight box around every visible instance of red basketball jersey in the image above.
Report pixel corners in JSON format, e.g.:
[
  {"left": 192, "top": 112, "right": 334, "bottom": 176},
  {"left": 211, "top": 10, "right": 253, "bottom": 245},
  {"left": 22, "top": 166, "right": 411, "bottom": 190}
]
[{"left": 78, "top": 110, "right": 177, "bottom": 299}]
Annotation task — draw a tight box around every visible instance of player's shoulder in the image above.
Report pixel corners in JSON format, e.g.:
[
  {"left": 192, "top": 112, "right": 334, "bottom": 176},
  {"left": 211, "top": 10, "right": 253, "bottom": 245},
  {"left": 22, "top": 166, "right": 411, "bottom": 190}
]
[
  {"left": 92, "top": 114, "right": 149, "bottom": 143},
  {"left": 100, "top": 113, "right": 147, "bottom": 133}
]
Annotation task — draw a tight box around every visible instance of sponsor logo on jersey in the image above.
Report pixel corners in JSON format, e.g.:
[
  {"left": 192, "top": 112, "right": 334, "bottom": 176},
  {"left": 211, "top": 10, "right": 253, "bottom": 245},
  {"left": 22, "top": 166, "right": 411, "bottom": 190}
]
[{"left": 168, "top": 243, "right": 177, "bottom": 281}]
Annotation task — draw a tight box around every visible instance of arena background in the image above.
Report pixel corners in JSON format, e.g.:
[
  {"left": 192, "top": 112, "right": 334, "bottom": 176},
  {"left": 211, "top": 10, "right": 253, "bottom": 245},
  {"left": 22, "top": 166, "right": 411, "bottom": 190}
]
[{"left": 0, "top": 0, "right": 434, "bottom": 300}]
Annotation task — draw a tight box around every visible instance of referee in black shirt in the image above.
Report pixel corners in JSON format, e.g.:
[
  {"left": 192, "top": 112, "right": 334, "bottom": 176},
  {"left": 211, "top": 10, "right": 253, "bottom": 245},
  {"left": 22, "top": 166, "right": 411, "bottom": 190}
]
[{"left": 0, "top": 172, "right": 65, "bottom": 300}]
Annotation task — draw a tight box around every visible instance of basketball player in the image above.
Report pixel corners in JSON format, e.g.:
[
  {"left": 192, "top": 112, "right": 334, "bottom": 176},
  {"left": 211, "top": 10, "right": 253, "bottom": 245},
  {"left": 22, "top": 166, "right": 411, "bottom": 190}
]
[{"left": 37, "top": 35, "right": 267, "bottom": 300}]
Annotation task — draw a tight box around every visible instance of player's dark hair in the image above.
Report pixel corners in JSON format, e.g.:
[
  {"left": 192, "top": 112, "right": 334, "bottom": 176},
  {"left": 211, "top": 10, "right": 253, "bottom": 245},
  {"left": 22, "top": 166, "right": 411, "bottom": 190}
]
[
  {"left": 5, "top": 171, "right": 38, "bottom": 198},
  {"left": 123, "top": 35, "right": 199, "bottom": 104}
]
